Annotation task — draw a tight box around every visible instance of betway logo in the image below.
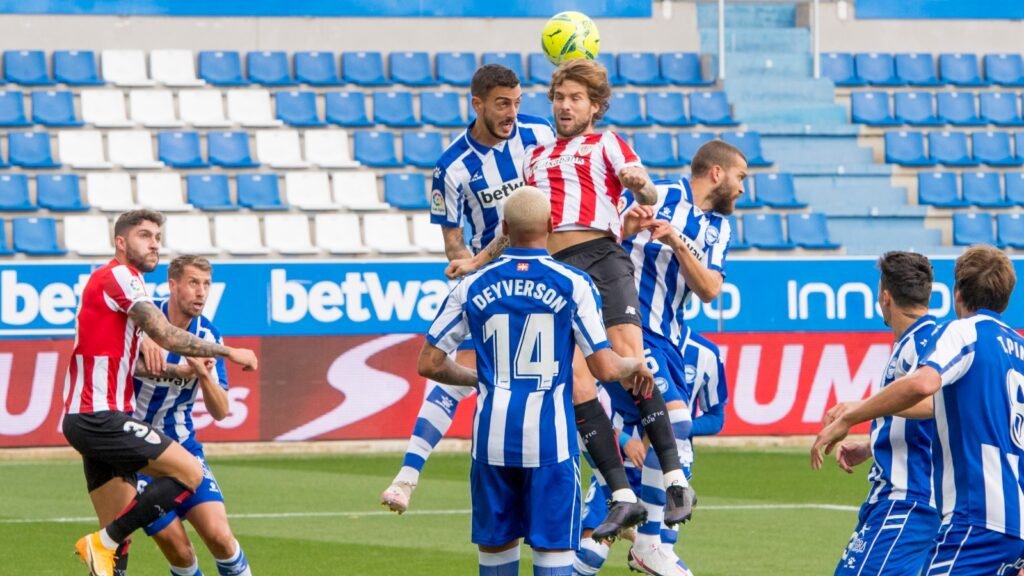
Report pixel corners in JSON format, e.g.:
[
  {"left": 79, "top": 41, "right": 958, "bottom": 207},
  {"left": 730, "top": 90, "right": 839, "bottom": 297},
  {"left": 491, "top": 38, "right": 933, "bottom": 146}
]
[
  {"left": 270, "top": 269, "right": 451, "bottom": 324},
  {"left": 478, "top": 180, "right": 524, "bottom": 207},
  {"left": 786, "top": 280, "right": 952, "bottom": 321}
]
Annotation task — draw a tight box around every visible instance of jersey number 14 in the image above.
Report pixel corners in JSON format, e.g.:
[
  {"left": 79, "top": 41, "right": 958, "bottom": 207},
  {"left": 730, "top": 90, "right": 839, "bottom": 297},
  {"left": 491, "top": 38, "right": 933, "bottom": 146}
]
[{"left": 484, "top": 313, "right": 560, "bottom": 391}]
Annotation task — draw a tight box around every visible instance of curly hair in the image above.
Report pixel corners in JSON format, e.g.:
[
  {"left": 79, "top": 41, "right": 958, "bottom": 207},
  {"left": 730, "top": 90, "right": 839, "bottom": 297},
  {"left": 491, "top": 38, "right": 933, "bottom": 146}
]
[{"left": 548, "top": 58, "right": 611, "bottom": 121}]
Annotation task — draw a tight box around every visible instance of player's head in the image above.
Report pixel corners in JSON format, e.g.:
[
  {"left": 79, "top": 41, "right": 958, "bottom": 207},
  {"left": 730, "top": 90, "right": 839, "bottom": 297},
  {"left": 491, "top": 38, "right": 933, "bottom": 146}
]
[
  {"left": 876, "top": 251, "right": 933, "bottom": 327},
  {"left": 470, "top": 64, "right": 522, "bottom": 141},
  {"left": 502, "top": 186, "right": 552, "bottom": 245},
  {"left": 690, "top": 140, "right": 748, "bottom": 215},
  {"left": 953, "top": 245, "right": 1016, "bottom": 317},
  {"left": 168, "top": 255, "right": 212, "bottom": 319},
  {"left": 548, "top": 58, "right": 610, "bottom": 138},
  {"left": 113, "top": 209, "right": 164, "bottom": 273}
]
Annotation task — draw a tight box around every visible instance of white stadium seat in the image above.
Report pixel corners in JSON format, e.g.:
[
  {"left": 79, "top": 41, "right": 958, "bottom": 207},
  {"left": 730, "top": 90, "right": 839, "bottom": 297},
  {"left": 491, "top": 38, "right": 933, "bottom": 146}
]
[
  {"left": 331, "top": 171, "right": 387, "bottom": 211},
  {"left": 304, "top": 129, "right": 359, "bottom": 168},
  {"left": 213, "top": 215, "right": 270, "bottom": 255},
  {"left": 363, "top": 213, "right": 418, "bottom": 254},
  {"left": 227, "top": 89, "right": 282, "bottom": 127},
  {"left": 283, "top": 172, "right": 337, "bottom": 210},
  {"left": 129, "top": 89, "right": 183, "bottom": 128},
  {"left": 136, "top": 173, "right": 191, "bottom": 211},
  {"left": 108, "top": 130, "right": 164, "bottom": 169},
  {"left": 412, "top": 213, "right": 445, "bottom": 253},
  {"left": 149, "top": 49, "right": 205, "bottom": 87},
  {"left": 101, "top": 49, "right": 155, "bottom": 87},
  {"left": 179, "top": 89, "right": 232, "bottom": 127},
  {"left": 81, "top": 90, "right": 135, "bottom": 128},
  {"left": 164, "top": 215, "right": 219, "bottom": 255},
  {"left": 64, "top": 215, "right": 114, "bottom": 256},
  {"left": 256, "top": 129, "right": 309, "bottom": 168},
  {"left": 314, "top": 213, "right": 369, "bottom": 254},
  {"left": 85, "top": 173, "right": 135, "bottom": 212},
  {"left": 57, "top": 131, "right": 111, "bottom": 169},
  {"left": 264, "top": 214, "right": 320, "bottom": 255}
]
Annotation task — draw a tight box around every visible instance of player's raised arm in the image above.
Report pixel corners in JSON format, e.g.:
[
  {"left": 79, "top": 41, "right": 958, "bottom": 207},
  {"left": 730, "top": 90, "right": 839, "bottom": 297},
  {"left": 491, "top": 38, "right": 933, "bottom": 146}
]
[
  {"left": 585, "top": 349, "right": 654, "bottom": 395},
  {"left": 417, "top": 342, "right": 478, "bottom": 387},
  {"left": 442, "top": 226, "right": 473, "bottom": 262},
  {"left": 129, "top": 301, "right": 257, "bottom": 371},
  {"left": 445, "top": 233, "right": 509, "bottom": 280},
  {"left": 618, "top": 165, "right": 658, "bottom": 205},
  {"left": 648, "top": 219, "right": 724, "bottom": 303}
]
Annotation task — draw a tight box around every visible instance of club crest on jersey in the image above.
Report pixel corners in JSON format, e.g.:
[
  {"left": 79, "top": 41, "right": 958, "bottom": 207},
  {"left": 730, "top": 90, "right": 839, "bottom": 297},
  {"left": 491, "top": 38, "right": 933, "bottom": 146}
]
[
  {"left": 655, "top": 377, "right": 669, "bottom": 394},
  {"left": 684, "top": 365, "right": 697, "bottom": 385},
  {"left": 1007, "top": 370, "right": 1024, "bottom": 450},
  {"left": 517, "top": 262, "right": 529, "bottom": 272},
  {"left": 885, "top": 358, "right": 898, "bottom": 381},
  {"left": 705, "top": 225, "right": 720, "bottom": 246},
  {"left": 430, "top": 190, "right": 445, "bottom": 216},
  {"left": 617, "top": 196, "right": 628, "bottom": 213},
  {"left": 577, "top": 144, "right": 594, "bottom": 156}
]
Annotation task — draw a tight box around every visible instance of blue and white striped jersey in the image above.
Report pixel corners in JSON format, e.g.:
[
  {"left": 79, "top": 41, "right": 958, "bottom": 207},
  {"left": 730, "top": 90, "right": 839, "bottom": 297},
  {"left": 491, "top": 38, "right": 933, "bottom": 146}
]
[
  {"left": 621, "top": 178, "right": 732, "bottom": 346},
  {"left": 919, "top": 310, "right": 1024, "bottom": 536},
  {"left": 866, "top": 315, "right": 938, "bottom": 508},
  {"left": 430, "top": 114, "right": 555, "bottom": 253},
  {"left": 132, "top": 300, "right": 228, "bottom": 452},
  {"left": 680, "top": 328, "right": 728, "bottom": 416},
  {"left": 426, "top": 247, "right": 611, "bottom": 467}
]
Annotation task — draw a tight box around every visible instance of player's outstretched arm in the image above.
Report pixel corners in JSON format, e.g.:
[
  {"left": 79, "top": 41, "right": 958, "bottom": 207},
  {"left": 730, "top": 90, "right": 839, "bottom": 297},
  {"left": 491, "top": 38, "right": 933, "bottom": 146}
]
[
  {"left": 187, "top": 356, "right": 230, "bottom": 420},
  {"left": 417, "top": 342, "right": 477, "bottom": 387},
  {"left": 648, "top": 220, "right": 723, "bottom": 302},
  {"left": 134, "top": 354, "right": 197, "bottom": 381},
  {"left": 585, "top": 349, "right": 654, "bottom": 396},
  {"left": 129, "top": 301, "right": 258, "bottom": 371},
  {"left": 441, "top": 226, "right": 473, "bottom": 263},
  {"left": 619, "top": 166, "right": 658, "bottom": 205},
  {"left": 445, "top": 233, "right": 509, "bottom": 280}
]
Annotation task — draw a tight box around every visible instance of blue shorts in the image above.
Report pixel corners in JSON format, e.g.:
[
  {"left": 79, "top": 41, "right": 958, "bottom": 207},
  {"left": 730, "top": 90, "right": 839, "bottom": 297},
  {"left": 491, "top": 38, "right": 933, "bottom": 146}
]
[
  {"left": 922, "top": 522, "right": 1024, "bottom": 576},
  {"left": 835, "top": 499, "right": 940, "bottom": 576},
  {"left": 138, "top": 446, "right": 224, "bottom": 537},
  {"left": 470, "top": 456, "right": 581, "bottom": 550},
  {"left": 604, "top": 332, "right": 685, "bottom": 427}
]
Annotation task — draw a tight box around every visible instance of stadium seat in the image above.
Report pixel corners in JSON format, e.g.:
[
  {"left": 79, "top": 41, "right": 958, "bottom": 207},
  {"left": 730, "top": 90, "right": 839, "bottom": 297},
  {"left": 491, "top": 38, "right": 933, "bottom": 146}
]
[
  {"left": 54, "top": 50, "right": 104, "bottom": 86},
  {"left": 129, "top": 89, "right": 183, "bottom": 128},
  {"left": 412, "top": 213, "right": 445, "bottom": 253},
  {"left": 734, "top": 177, "right": 760, "bottom": 209},
  {"left": 4, "top": 50, "right": 53, "bottom": 85},
  {"left": 0, "top": 218, "right": 10, "bottom": 254},
  {"left": 354, "top": 131, "right": 401, "bottom": 167},
  {"left": 984, "top": 54, "right": 1024, "bottom": 87},
  {"left": 721, "top": 131, "right": 772, "bottom": 167},
  {"left": 342, "top": 52, "right": 390, "bottom": 86},
  {"left": 0, "top": 90, "right": 29, "bottom": 126},
  {"left": 678, "top": 132, "right": 716, "bottom": 165},
  {"left": 645, "top": 92, "right": 693, "bottom": 127},
  {"left": 325, "top": 91, "right": 372, "bottom": 126},
  {"left": 213, "top": 215, "right": 269, "bottom": 255},
  {"left": 158, "top": 131, "right": 208, "bottom": 168},
  {"left": 689, "top": 92, "right": 738, "bottom": 126},
  {"left": 63, "top": 215, "right": 113, "bottom": 256},
  {"left": 37, "top": 174, "right": 87, "bottom": 211},
  {"left": 482, "top": 53, "right": 528, "bottom": 85},
  {"left": 237, "top": 173, "right": 286, "bottom": 210},
  {"left": 850, "top": 91, "right": 899, "bottom": 126},
  {"left": 420, "top": 91, "right": 464, "bottom": 127},
  {"left": 32, "top": 91, "right": 81, "bottom": 126},
  {"left": 962, "top": 171, "right": 1010, "bottom": 207},
  {"left": 179, "top": 89, "right": 232, "bottom": 128},
  {"left": 1008, "top": 173, "right": 1024, "bottom": 206},
  {"left": 436, "top": 52, "right": 477, "bottom": 86},
  {"left": 363, "top": 213, "right": 418, "bottom": 254},
  {"left": 936, "top": 92, "right": 984, "bottom": 126},
  {"left": 787, "top": 213, "right": 840, "bottom": 249},
  {"left": 247, "top": 51, "right": 295, "bottom": 86},
  {"left": 57, "top": 130, "right": 112, "bottom": 169},
  {"left": 389, "top": 52, "right": 437, "bottom": 86},
  {"left": 265, "top": 214, "right": 319, "bottom": 254},
  {"left": 13, "top": 217, "right": 64, "bottom": 255},
  {"left": 0, "top": 174, "right": 32, "bottom": 211},
  {"left": 660, "top": 52, "right": 714, "bottom": 86},
  {"left": 821, "top": 52, "right": 864, "bottom": 87},
  {"left": 85, "top": 173, "right": 134, "bottom": 211},
  {"left": 528, "top": 53, "right": 556, "bottom": 86},
  {"left": 208, "top": 132, "right": 259, "bottom": 168},
  {"left": 742, "top": 213, "right": 794, "bottom": 250},
  {"left": 972, "top": 131, "right": 1024, "bottom": 167},
  {"left": 275, "top": 91, "right": 324, "bottom": 127},
  {"left": 374, "top": 91, "right": 420, "bottom": 127},
  {"left": 893, "top": 91, "right": 942, "bottom": 126},
  {"left": 164, "top": 215, "right": 218, "bottom": 255},
  {"left": 894, "top": 53, "right": 941, "bottom": 86},
  {"left": 137, "top": 173, "right": 190, "bottom": 211},
  {"left": 403, "top": 131, "right": 445, "bottom": 168},
  {"left": 604, "top": 92, "right": 649, "bottom": 127},
  {"left": 753, "top": 173, "right": 806, "bottom": 208},
  {"left": 520, "top": 92, "right": 553, "bottom": 122},
  {"left": 997, "top": 213, "right": 1024, "bottom": 248},
  {"left": 940, "top": 53, "right": 989, "bottom": 87},
  {"left": 295, "top": 51, "right": 342, "bottom": 86},
  {"left": 255, "top": 129, "right": 308, "bottom": 169},
  {"left": 284, "top": 172, "right": 337, "bottom": 210},
  {"left": 108, "top": 130, "right": 163, "bottom": 169},
  {"left": 332, "top": 171, "right": 388, "bottom": 211},
  {"left": 198, "top": 51, "right": 249, "bottom": 86},
  {"left": 149, "top": 49, "right": 205, "bottom": 87},
  {"left": 725, "top": 215, "right": 748, "bottom": 250},
  {"left": 979, "top": 92, "right": 1024, "bottom": 127},
  {"left": 632, "top": 132, "right": 679, "bottom": 167},
  {"left": 304, "top": 130, "right": 359, "bottom": 168},
  {"left": 227, "top": 89, "right": 282, "bottom": 127},
  {"left": 384, "top": 173, "right": 429, "bottom": 209},
  {"left": 81, "top": 89, "right": 133, "bottom": 127},
  {"left": 10, "top": 131, "right": 59, "bottom": 168},
  {"left": 917, "top": 171, "right": 967, "bottom": 207},
  {"left": 186, "top": 174, "right": 235, "bottom": 210},
  {"left": 314, "top": 213, "right": 369, "bottom": 254},
  {"left": 618, "top": 52, "right": 665, "bottom": 86},
  {"left": 928, "top": 131, "right": 977, "bottom": 167},
  {"left": 101, "top": 50, "right": 154, "bottom": 87},
  {"left": 1016, "top": 133, "right": 1024, "bottom": 163},
  {"left": 597, "top": 52, "right": 623, "bottom": 86},
  {"left": 953, "top": 212, "right": 995, "bottom": 245},
  {"left": 884, "top": 131, "right": 934, "bottom": 166},
  {"left": 855, "top": 53, "right": 902, "bottom": 86}
]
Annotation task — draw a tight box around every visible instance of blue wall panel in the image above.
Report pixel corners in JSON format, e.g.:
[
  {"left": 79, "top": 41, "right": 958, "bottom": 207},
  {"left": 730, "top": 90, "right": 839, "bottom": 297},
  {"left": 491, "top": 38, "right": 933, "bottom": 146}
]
[{"left": 857, "top": 0, "right": 1024, "bottom": 20}]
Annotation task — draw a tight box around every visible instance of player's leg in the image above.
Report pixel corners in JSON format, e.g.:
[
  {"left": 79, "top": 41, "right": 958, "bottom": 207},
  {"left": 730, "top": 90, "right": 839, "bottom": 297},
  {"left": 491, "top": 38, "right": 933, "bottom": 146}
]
[
  {"left": 574, "top": 480, "right": 612, "bottom": 575},
  {"left": 85, "top": 471, "right": 138, "bottom": 576},
  {"left": 626, "top": 446, "right": 689, "bottom": 576},
  {"left": 472, "top": 460, "right": 525, "bottom": 575},
  {"left": 189, "top": 502, "right": 251, "bottom": 576},
  {"left": 525, "top": 456, "right": 581, "bottom": 575},
  {"left": 150, "top": 518, "right": 204, "bottom": 576}
]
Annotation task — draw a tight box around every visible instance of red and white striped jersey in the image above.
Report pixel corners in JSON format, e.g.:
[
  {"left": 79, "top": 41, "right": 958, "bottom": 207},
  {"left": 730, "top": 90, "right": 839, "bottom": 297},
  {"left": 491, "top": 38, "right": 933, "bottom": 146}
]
[
  {"left": 524, "top": 131, "right": 641, "bottom": 240},
  {"left": 63, "top": 259, "right": 152, "bottom": 415}
]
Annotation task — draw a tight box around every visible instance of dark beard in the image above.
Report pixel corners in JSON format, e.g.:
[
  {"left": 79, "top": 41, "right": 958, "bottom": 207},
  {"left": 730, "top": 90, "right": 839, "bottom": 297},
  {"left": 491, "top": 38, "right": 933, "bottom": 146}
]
[
  {"left": 126, "top": 249, "right": 156, "bottom": 273},
  {"left": 483, "top": 116, "right": 510, "bottom": 141},
  {"left": 709, "top": 182, "right": 735, "bottom": 215}
]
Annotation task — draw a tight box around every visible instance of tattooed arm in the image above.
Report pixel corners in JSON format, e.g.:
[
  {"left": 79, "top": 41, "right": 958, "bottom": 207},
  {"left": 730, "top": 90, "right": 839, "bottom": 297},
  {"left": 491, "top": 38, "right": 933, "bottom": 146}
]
[
  {"left": 442, "top": 226, "right": 473, "bottom": 262},
  {"left": 134, "top": 357, "right": 197, "bottom": 380},
  {"left": 619, "top": 166, "right": 658, "bottom": 205},
  {"left": 444, "top": 233, "right": 510, "bottom": 280},
  {"left": 129, "top": 302, "right": 258, "bottom": 370},
  {"left": 417, "top": 342, "right": 477, "bottom": 388}
]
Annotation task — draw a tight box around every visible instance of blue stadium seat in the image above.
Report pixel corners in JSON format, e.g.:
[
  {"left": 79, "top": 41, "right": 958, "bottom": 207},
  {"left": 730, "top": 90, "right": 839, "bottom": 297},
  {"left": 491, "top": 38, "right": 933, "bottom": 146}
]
[
  {"left": 851, "top": 91, "right": 900, "bottom": 126},
  {"left": 437, "top": 52, "right": 476, "bottom": 86},
  {"left": 342, "top": 52, "right": 390, "bottom": 86},
  {"left": 885, "top": 131, "right": 934, "bottom": 166},
  {"left": 402, "top": 132, "right": 445, "bottom": 168},
  {"left": 917, "top": 171, "right": 967, "bottom": 207},
  {"left": 54, "top": 50, "right": 104, "bottom": 86},
  {"left": 520, "top": 92, "right": 552, "bottom": 122},
  {"left": 753, "top": 173, "right": 805, "bottom": 208},
  {"left": 979, "top": 92, "right": 1024, "bottom": 127},
  {"left": 354, "top": 131, "right": 402, "bottom": 167},
  {"left": 198, "top": 51, "right": 249, "bottom": 86},
  {"left": 743, "top": 213, "right": 794, "bottom": 250},
  {"left": 604, "top": 92, "right": 649, "bottom": 127},
  {"left": 734, "top": 177, "right": 760, "bottom": 209},
  {"left": 940, "top": 53, "right": 989, "bottom": 87},
  {"left": 1017, "top": 132, "right": 1024, "bottom": 163},
  {"left": 937, "top": 92, "right": 984, "bottom": 126},
  {"left": 952, "top": 212, "right": 995, "bottom": 245},
  {"left": 632, "top": 132, "right": 679, "bottom": 167},
  {"left": 158, "top": 131, "right": 208, "bottom": 168},
  {"left": 0, "top": 90, "right": 29, "bottom": 126},
  {"left": 247, "top": 51, "right": 295, "bottom": 86},
  {"left": 690, "top": 91, "right": 738, "bottom": 126},
  {"left": 420, "top": 91, "right": 464, "bottom": 127},
  {"left": 37, "top": 174, "right": 87, "bottom": 211},
  {"left": 237, "top": 173, "right": 287, "bottom": 210},
  {"left": 390, "top": 52, "right": 438, "bottom": 86},
  {"left": 0, "top": 218, "right": 11, "bottom": 255},
  {"left": 894, "top": 91, "right": 943, "bottom": 126},
  {"left": 972, "top": 131, "right": 1024, "bottom": 167},
  {"left": 186, "top": 174, "right": 236, "bottom": 211},
  {"left": 596, "top": 52, "right": 623, "bottom": 86},
  {"left": 32, "top": 91, "right": 81, "bottom": 126},
  {"left": 645, "top": 92, "right": 693, "bottom": 127},
  {"left": 9, "top": 131, "right": 58, "bottom": 168},
  {"left": 208, "top": 131, "right": 259, "bottom": 168},
  {"left": 618, "top": 52, "right": 665, "bottom": 86},
  {"left": 528, "top": 53, "right": 556, "bottom": 85},
  {"left": 997, "top": 213, "right": 1024, "bottom": 248},
  {"left": 325, "top": 91, "right": 372, "bottom": 127},
  {"left": 726, "top": 214, "right": 749, "bottom": 250},
  {"left": 13, "top": 217, "right": 64, "bottom": 255},
  {"left": 984, "top": 54, "right": 1024, "bottom": 87},
  {"left": 4, "top": 50, "right": 54, "bottom": 85},
  {"left": 294, "top": 51, "right": 342, "bottom": 86},
  {"left": 821, "top": 52, "right": 864, "bottom": 87},
  {"left": 855, "top": 53, "right": 903, "bottom": 86},
  {"left": 0, "top": 174, "right": 32, "bottom": 211},
  {"left": 787, "top": 213, "right": 840, "bottom": 249},
  {"left": 660, "top": 52, "right": 714, "bottom": 86},
  {"left": 482, "top": 52, "right": 529, "bottom": 85},
  {"left": 721, "top": 132, "right": 772, "bottom": 167},
  {"left": 678, "top": 132, "right": 716, "bottom": 165},
  {"left": 894, "top": 53, "right": 941, "bottom": 87},
  {"left": 962, "top": 171, "right": 1010, "bottom": 207},
  {"left": 928, "top": 131, "right": 977, "bottom": 167},
  {"left": 384, "top": 173, "right": 429, "bottom": 209},
  {"left": 374, "top": 91, "right": 420, "bottom": 127},
  {"left": 275, "top": 91, "right": 324, "bottom": 127},
  {"left": 1007, "top": 173, "right": 1024, "bottom": 206}
]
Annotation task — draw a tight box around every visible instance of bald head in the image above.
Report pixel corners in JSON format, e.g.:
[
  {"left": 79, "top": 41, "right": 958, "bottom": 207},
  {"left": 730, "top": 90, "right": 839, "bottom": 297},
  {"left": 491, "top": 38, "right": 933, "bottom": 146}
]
[{"left": 501, "top": 186, "right": 552, "bottom": 246}]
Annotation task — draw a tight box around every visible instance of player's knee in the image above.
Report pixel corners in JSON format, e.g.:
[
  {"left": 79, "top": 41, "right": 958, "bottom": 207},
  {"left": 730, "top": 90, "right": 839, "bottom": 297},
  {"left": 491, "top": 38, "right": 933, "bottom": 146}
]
[
  {"left": 161, "top": 538, "right": 197, "bottom": 567},
  {"left": 203, "top": 526, "right": 237, "bottom": 559},
  {"left": 177, "top": 458, "right": 204, "bottom": 492}
]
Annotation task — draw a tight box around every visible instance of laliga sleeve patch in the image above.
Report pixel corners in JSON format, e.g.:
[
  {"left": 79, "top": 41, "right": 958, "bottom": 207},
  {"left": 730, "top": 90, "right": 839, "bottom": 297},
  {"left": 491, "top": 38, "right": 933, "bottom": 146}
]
[
  {"left": 128, "top": 275, "right": 147, "bottom": 298},
  {"left": 430, "top": 189, "right": 446, "bottom": 216}
]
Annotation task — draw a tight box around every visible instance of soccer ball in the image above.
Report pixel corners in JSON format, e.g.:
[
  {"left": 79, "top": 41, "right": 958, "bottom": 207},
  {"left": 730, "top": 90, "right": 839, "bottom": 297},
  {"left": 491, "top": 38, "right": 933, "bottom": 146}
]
[{"left": 541, "top": 11, "right": 600, "bottom": 66}]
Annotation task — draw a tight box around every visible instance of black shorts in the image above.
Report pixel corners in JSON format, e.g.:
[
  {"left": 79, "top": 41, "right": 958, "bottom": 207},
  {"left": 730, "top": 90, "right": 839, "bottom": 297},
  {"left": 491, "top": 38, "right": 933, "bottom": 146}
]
[
  {"left": 553, "top": 236, "right": 642, "bottom": 328},
  {"left": 63, "top": 411, "right": 174, "bottom": 492}
]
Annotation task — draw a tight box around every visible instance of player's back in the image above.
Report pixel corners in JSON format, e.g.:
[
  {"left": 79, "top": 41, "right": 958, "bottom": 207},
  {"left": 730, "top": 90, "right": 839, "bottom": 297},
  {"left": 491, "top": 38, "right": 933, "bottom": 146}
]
[{"left": 680, "top": 328, "right": 728, "bottom": 413}]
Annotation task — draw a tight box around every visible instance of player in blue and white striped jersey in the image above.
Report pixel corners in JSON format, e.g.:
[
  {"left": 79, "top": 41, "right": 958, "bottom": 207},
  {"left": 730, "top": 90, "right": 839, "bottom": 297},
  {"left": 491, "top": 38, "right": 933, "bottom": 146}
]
[
  {"left": 818, "top": 252, "right": 940, "bottom": 576},
  {"left": 133, "top": 256, "right": 251, "bottom": 576},
  {"left": 813, "top": 245, "right": 1024, "bottom": 575}
]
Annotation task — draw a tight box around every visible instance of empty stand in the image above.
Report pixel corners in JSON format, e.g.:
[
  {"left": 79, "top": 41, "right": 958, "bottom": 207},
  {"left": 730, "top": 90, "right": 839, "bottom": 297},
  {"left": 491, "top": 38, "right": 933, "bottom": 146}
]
[
  {"left": 295, "top": 52, "right": 342, "bottom": 86},
  {"left": 227, "top": 89, "right": 282, "bottom": 127},
  {"left": 821, "top": 52, "right": 863, "bottom": 86},
  {"left": 5, "top": 50, "right": 54, "bottom": 85},
  {"left": 894, "top": 53, "right": 941, "bottom": 86},
  {"left": 363, "top": 213, "right": 417, "bottom": 254},
  {"left": 928, "top": 131, "right": 977, "bottom": 167},
  {"left": 213, "top": 215, "right": 269, "bottom": 255},
  {"left": 436, "top": 52, "right": 476, "bottom": 86},
  {"left": 149, "top": 49, "right": 205, "bottom": 87},
  {"left": 32, "top": 91, "right": 81, "bottom": 126},
  {"left": 333, "top": 171, "right": 387, "bottom": 211},
  {"left": 353, "top": 131, "right": 401, "bottom": 167},
  {"left": 402, "top": 131, "right": 445, "bottom": 168},
  {"left": 979, "top": 92, "right": 1024, "bottom": 126},
  {"left": 384, "top": 173, "right": 428, "bottom": 209},
  {"left": 179, "top": 90, "right": 232, "bottom": 127},
  {"left": 412, "top": 213, "right": 445, "bottom": 253},
  {"left": 81, "top": 89, "right": 134, "bottom": 128},
  {"left": 390, "top": 52, "right": 438, "bottom": 86},
  {"left": 689, "top": 92, "right": 738, "bottom": 126},
  {"left": 604, "top": 92, "right": 649, "bottom": 127},
  {"left": 54, "top": 50, "right": 103, "bottom": 86},
  {"left": 265, "top": 214, "right": 319, "bottom": 254},
  {"left": 255, "top": 129, "right": 308, "bottom": 168},
  {"left": 237, "top": 173, "right": 286, "bottom": 210},
  {"left": 85, "top": 172, "right": 135, "bottom": 211},
  {"left": 984, "top": 54, "right": 1024, "bottom": 87},
  {"left": 997, "top": 213, "right": 1024, "bottom": 248},
  {"left": 952, "top": 212, "right": 994, "bottom": 245},
  {"left": 787, "top": 213, "right": 840, "bottom": 249},
  {"left": 894, "top": 92, "right": 942, "bottom": 126},
  {"left": 917, "top": 172, "right": 967, "bottom": 207},
  {"left": 108, "top": 130, "right": 163, "bottom": 168},
  {"left": 855, "top": 53, "right": 902, "bottom": 86},
  {"left": 0, "top": 90, "right": 29, "bottom": 126},
  {"left": 10, "top": 131, "right": 59, "bottom": 168},
  {"left": 199, "top": 51, "right": 248, "bottom": 86},
  {"left": 962, "top": 171, "right": 1009, "bottom": 207},
  {"left": 343, "top": 52, "right": 390, "bottom": 86},
  {"left": 314, "top": 213, "right": 369, "bottom": 254},
  {"left": 63, "top": 215, "right": 113, "bottom": 256},
  {"left": 13, "top": 217, "right": 65, "bottom": 255},
  {"left": 618, "top": 53, "right": 665, "bottom": 86},
  {"left": 276, "top": 91, "right": 324, "bottom": 127},
  {"left": 101, "top": 50, "right": 154, "bottom": 87},
  {"left": 136, "top": 173, "right": 191, "bottom": 211},
  {"left": 721, "top": 131, "right": 772, "bottom": 167},
  {"left": 57, "top": 130, "right": 111, "bottom": 169},
  {"left": 939, "top": 53, "right": 989, "bottom": 87},
  {"left": 645, "top": 92, "right": 693, "bottom": 127},
  {"left": 421, "top": 91, "right": 465, "bottom": 127},
  {"left": 164, "top": 214, "right": 218, "bottom": 254},
  {"left": 374, "top": 91, "right": 420, "bottom": 127},
  {"left": 158, "top": 131, "right": 208, "bottom": 168},
  {"left": 482, "top": 53, "right": 528, "bottom": 85},
  {"left": 284, "top": 171, "right": 337, "bottom": 210},
  {"left": 208, "top": 131, "right": 259, "bottom": 168},
  {"left": 742, "top": 213, "right": 794, "bottom": 250},
  {"left": 633, "top": 132, "right": 679, "bottom": 167},
  {"left": 973, "top": 131, "right": 1023, "bottom": 167},
  {"left": 520, "top": 92, "right": 552, "bottom": 121},
  {"left": 660, "top": 52, "right": 714, "bottom": 86},
  {"left": 753, "top": 173, "right": 806, "bottom": 208},
  {"left": 186, "top": 174, "right": 235, "bottom": 210},
  {"left": 851, "top": 92, "right": 899, "bottom": 126},
  {"left": 936, "top": 92, "right": 983, "bottom": 126},
  {"left": 1007, "top": 173, "right": 1024, "bottom": 205},
  {"left": 129, "top": 89, "right": 183, "bottom": 128},
  {"left": 884, "top": 131, "right": 934, "bottom": 166},
  {"left": 304, "top": 129, "right": 359, "bottom": 168},
  {"left": 37, "top": 174, "right": 87, "bottom": 211},
  {"left": 528, "top": 53, "right": 556, "bottom": 86},
  {"left": 678, "top": 132, "right": 715, "bottom": 165},
  {"left": 247, "top": 51, "right": 296, "bottom": 86},
  {"left": 325, "top": 91, "right": 372, "bottom": 127},
  {"left": 0, "top": 174, "right": 33, "bottom": 210}
]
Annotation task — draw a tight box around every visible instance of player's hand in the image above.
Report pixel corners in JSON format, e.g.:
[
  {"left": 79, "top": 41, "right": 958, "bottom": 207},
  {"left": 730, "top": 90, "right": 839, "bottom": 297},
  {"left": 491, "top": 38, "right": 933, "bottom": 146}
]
[
  {"left": 631, "top": 363, "right": 655, "bottom": 397},
  {"left": 811, "top": 418, "right": 852, "bottom": 470},
  {"left": 619, "top": 166, "right": 649, "bottom": 192},
  {"left": 445, "top": 257, "right": 479, "bottom": 280},
  {"left": 648, "top": 220, "right": 682, "bottom": 247},
  {"left": 622, "top": 205, "right": 657, "bottom": 238},
  {"left": 140, "top": 337, "right": 166, "bottom": 376},
  {"left": 184, "top": 355, "right": 215, "bottom": 376},
  {"left": 623, "top": 438, "right": 646, "bottom": 468},
  {"left": 823, "top": 401, "right": 862, "bottom": 427},
  {"left": 835, "top": 442, "right": 872, "bottom": 474},
  {"left": 227, "top": 347, "right": 258, "bottom": 371}
]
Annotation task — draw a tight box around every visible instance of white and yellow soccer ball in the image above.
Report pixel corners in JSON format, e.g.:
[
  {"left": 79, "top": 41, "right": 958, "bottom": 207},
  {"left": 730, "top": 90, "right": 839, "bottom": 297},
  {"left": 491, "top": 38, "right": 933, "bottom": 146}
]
[{"left": 541, "top": 11, "right": 600, "bottom": 66}]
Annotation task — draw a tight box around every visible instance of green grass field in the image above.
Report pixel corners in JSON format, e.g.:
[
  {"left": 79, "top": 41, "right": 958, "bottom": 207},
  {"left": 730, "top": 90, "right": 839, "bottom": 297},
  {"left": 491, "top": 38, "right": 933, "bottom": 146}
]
[{"left": 1, "top": 447, "right": 870, "bottom": 575}]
